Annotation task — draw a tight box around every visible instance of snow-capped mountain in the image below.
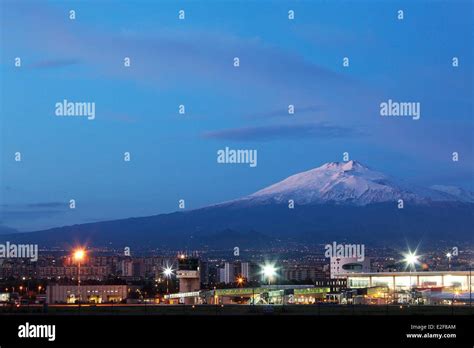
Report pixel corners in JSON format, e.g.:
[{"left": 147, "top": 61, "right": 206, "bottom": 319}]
[
  {"left": 234, "top": 160, "right": 470, "bottom": 206},
  {"left": 430, "top": 185, "right": 474, "bottom": 203},
  {"left": 2, "top": 160, "right": 472, "bottom": 248}
]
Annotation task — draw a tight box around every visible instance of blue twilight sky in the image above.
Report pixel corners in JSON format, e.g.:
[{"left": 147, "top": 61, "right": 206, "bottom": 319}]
[{"left": 0, "top": 0, "right": 472, "bottom": 232}]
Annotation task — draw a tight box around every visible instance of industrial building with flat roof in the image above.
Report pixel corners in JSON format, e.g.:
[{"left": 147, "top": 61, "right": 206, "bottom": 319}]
[
  {"left": 347, "top": 271, "right": 472, "bottom": 291},
  {"left": 46, "top": 284, "right": 128, "bottom": 304}
]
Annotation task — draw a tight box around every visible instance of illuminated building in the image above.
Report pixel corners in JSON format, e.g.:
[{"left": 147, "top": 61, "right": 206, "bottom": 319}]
[
  {"left": 330, "top": 257, "right": 371, "bottom": 279},
  {"left": 347, "top": 271, "right": 471, "bottom": 291},
  {"left": 283, "top": 264, "right": 326, "bottom": 282},
  {"left": 164, "top": 285, "right": 330, "bottom": 305},
  {"left": 217, "top": 261, "right": 251, "bottom": 284},
  {"left": 46, "top": 284, "right": 128, "bottom": 304},
  {"left": 347, "top": 271, "right": 473, "bottom": 304},
  {"left": 176, "top": 255, "right": 200, "bottom": 304}
]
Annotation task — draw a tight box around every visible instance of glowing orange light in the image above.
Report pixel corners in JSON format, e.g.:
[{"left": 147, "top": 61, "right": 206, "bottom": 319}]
[{"left": 73, "top": 248, "right": 86, "bottom": 261}]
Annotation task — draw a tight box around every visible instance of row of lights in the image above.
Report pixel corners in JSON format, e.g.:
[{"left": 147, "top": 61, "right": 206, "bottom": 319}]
[
  {"left": 403, "top": 249, "right": 454, "bottom": 271},
  {"left": 71, "top": 247, "right": 455, "bottom": 287},
  {"left": 160, "top": 262, "right": 277, "bottom": 284}
]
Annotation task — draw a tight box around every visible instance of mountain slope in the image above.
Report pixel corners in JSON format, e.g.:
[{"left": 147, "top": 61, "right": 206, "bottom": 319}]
[
  {"left": 1, "top": 161, "right": 472, "bottom": 248},
  {"left": 430, "top": 185, "right": 474, "bottom": 203}
]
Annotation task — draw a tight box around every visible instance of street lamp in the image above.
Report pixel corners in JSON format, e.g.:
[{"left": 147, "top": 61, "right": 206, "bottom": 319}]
[
  {"left": 403, "top": 251, "right": 419, "bottom": 272},
  {"left": 73, "top": 248, "right": 86, "bottom": 303},
  {"left": 446, "top": 252, "right": 452, "bottom": 269},
  {"left": 262, "top": 263, "right": 277, "bottom": 285},
  {"left": 74, "top": 249, "right": 85, "bottom": 261},
  {"left": 162, "top": 266, "right": 174, "bottom": 295}
]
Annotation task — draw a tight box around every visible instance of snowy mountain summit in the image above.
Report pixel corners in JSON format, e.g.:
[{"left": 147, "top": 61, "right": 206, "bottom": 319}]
[{"left": 240, "top": 160, "right": 471, "bottom": 206}]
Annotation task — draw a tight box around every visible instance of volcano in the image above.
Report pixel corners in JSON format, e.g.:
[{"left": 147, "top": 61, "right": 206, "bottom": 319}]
[{"left": 2, "top": 161, "right": 472, "bottom": 248}]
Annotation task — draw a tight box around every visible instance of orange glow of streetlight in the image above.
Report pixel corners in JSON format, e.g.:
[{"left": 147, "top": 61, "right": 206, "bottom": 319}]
[{"left": 73, "top": 248, "right": 86, "bottom": 262}]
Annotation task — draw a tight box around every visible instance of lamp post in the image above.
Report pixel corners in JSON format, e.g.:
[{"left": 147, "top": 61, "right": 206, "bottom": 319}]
[
  {"left": 262, "top": 263, "right": 277, "bottom": 285},
  {"left": 402, "top": 250, "right": 419, "bottom": 304},
  {"left": 261, "top": 263, "right": 277, "bottom": 305},
  {"left": 73, "top": 248, "right": 85, "bottom": 304},
  {"left": 403, "top": 251, "right": 419, "bottom": 273},
  {"left": 446, "top": 253, "right": 452, "bottom": 270},
  {"left": 163, "top": 266, "right": 173, "bottom": 295}
]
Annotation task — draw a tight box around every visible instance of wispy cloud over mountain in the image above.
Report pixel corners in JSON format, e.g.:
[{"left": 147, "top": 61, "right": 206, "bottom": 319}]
[
  {"left": 0, "top": 202, "right": 68, "bottom": 220},
  {"left": 203, "top": 122, "right": 366, "bottom": 142}
]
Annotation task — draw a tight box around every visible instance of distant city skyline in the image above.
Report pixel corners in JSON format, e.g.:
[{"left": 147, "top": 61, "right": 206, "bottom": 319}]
[{"left": 1, "top": 1, "right": 472, "bottom": 231}]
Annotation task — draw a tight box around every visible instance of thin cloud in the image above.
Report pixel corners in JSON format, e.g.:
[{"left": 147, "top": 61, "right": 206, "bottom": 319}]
[
  {"left": 245, "top": 105, "right": 325, "bottom": 119},
  {"left": 29, "top": 59, "right": 80, "bottom": 69},
  {"left": 2, "top": 2, "right": 356, "bottom": 97},
  {"left": 0, "top": 202, "right": 68, "bottom": 220},
  {"left": 26, "top": 202, "right": 65, "bottom": 208},
  {"left": 1, "top": 202, "right": 65, "bottom": 208},
  {"left": 203, "top": 122, "right": 366, "bottom": 142}
]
